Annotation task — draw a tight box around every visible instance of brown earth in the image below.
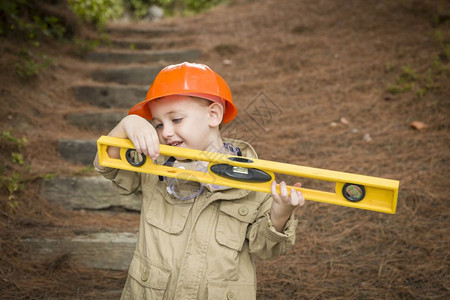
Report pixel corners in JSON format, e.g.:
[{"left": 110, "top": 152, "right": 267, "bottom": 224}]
[{"left": 1, "top": 0, "right": 449, "bottom": 298}]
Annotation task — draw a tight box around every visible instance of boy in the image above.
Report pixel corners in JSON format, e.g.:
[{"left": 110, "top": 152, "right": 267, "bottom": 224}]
[{"left": 94, "top": 62, "right": 304, "bottom": 299}]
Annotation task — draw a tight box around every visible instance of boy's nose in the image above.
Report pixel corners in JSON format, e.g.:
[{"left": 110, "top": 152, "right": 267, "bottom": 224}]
[{"left": 162, "top": 124, "right": 174, "bottom": 139}]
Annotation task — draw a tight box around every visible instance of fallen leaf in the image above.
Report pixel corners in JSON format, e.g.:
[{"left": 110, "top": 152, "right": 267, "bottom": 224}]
[
  {"left": 363, "top": 133, "right": 372, "bottom": 142},
  {"left": 409, "top": 121, "right": 428, "bottom": 131},
  {"left": 340, "top": 117, "right": 349, "bottom": 125}
]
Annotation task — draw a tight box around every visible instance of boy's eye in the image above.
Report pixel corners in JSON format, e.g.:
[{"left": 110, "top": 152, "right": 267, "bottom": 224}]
[
  {"left": 155, "top": 123, "right": 163, "bottom": 130},
  {"left": 172, "top": 118, "right": 182, "bottom": 124}
]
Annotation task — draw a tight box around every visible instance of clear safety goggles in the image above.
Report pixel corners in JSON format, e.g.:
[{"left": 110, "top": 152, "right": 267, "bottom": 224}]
[{"left": 159, "top": 142, "right": 242, "bottom": 201}]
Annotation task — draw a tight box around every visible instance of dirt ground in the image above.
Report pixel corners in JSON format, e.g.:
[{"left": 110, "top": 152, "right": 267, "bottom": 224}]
[{"left": 1, "top": 0, "right": 449, "bottom": 298}]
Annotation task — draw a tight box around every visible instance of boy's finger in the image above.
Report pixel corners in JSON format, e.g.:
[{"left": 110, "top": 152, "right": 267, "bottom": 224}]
[
  {"left": 143, "top": 135, "right": 155, "bottom": 159},
  {"left": 271, "top": 181, "right": 281, "bottom": 202},
  {"left": 280, "top": 181, "right": 288, "bottom": 200},
  {"left": 133, "top": 138, "right": 142, "bottom": 154},
  {"left": 290, "top": 188, "right": 299, "bottom": 206},
  {"left": 151, "top": 133, "right": 160, "bottom": 158},
  {"left": 297, "top": 191, "right": 305, "bottom": 206},
  {"left": 153, "top": 139, "right": 160, "bottom": 157},
  {"left": 137, "top": 136, "right": 149, "bottom": 156}
]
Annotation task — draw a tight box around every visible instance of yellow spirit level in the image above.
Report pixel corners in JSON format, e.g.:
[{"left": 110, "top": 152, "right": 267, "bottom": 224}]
[{"left": 97, "top": 136, "right": 399, "bottom": 214}]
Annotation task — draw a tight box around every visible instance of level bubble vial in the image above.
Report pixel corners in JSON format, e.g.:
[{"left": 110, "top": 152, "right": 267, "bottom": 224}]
[
  {"left": 342, "top": 183, "right": 366, "bottom": 202},
  {"left": 126, "top": 149, "right": 146, "bottom": 167}
]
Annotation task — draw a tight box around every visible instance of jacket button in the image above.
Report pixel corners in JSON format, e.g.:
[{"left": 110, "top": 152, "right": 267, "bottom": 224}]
[
  {"left": 227, "top": 291, "right": 235, "bottom": 300},
  {"left": 238, "top": 206, "right": 249, "bottom": 216},
  {"left": 141, "top": 270, "right": 149, "bottom": 282}
]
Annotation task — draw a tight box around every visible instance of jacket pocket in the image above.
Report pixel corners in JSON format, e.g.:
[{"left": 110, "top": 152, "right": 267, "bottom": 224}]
[
  {"left": 207, "top": 280, "right": 256, "bottom": 300},
  {"left": 144, "top": 183, "right": 193, "bottom": 234},
  {"left": 216, "top": 199, "right": 259, "bottom": 251},
  {"left": 122, "top": 253, "right": 171, "bottom": 300}
]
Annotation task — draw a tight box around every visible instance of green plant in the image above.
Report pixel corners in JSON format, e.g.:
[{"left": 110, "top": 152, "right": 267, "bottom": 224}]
[
  {"left": 74, "top": 165, "right": 95, "bottom": 176},
  {"left": 15, "top": 49, "right": 54, "bottom": 78},
  {"left": 1, "top": 130, "right": 29, "bottom": 211},
  {"left": 386, "top": 83, "right": 412, "bottom": 95},
  {"left": 11, "top": 153, "right": 24, "bottom": 165},
  {"left": 398, "top": 65, "right": 418, "bottom": 84},
  {"left": 128, "top": 0, "right": 151, "bottom": 18},
  {"left": 1, "top": 130, "right": 27, "bottom": 148},
  {"left": 42, "top": 173, "right": 55, "bottom": 182},
  {"left": 183, "top": 0, "right": 222, "bottom": 12},
  {"left": 386, "top": 65, "right": 418, "bottom": 95},
  {"left": 2, "top": 172, "right": 24, "bottom": 209},
  {"left": 0, "top": 0, "right": 66, "bottom": 41},
  {"left": 30, "top": 15, "right": 66, "bottom": 39},
  {"left": 416, "top": 87, "right": 427, "bottom": 98},
  {"left": 384, "top": 62, "right": 394, "bottom": 73},
  {"left": 434, "top": 29, "right": 444, "bottom": 44},
  {"left": 68, "top": 0, "right": 124, "bottom": 28},
  {"left": 72, "top": 37, "right": 101, "bottom": 56}
]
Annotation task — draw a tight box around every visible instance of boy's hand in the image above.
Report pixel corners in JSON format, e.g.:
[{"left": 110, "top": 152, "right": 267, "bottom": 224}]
[
  {"left": 94, "top": 115, "right": 159, "bottom": 170},
  {"left": 104, "top": 115, "right": 160, "bottom": 161},
  {"left": 122, "top": 115, "right": 160, "bottom": 161},
  {"left": 270, "top": 181, "right": 305, "bottom": 232}
]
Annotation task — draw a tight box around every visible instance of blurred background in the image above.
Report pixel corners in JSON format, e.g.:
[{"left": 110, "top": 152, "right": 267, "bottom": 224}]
[{"left": 0, "top": 0, "right": 449, "bottom": 298}]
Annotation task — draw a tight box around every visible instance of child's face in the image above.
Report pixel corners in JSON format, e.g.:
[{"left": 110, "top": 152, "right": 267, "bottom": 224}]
[{"left": 149, "top": 95, "right": 221, "bottom": 152}]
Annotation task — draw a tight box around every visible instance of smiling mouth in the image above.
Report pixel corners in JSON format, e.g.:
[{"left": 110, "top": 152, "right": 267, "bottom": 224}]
[{"left": 169, "top": 141, "right": 183, "bottom": 147}]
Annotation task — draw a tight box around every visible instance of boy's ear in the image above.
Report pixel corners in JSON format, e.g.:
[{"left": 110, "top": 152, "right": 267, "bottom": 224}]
[{"left": 208, "top": 103, "right": 224, "bottom": 127}]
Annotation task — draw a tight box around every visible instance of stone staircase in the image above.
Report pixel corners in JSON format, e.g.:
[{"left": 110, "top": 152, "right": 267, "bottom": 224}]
[{"left": 23, "top": 25, "right": 202, "bottom": 271}]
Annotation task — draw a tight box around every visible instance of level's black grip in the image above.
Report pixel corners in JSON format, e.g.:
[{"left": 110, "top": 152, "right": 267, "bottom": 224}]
[
  {"left": 228, "top": 157, "right": 253, "bottom": 163},
  {"left": 210, "top": 164, "right": 272, "bottom": 183}
]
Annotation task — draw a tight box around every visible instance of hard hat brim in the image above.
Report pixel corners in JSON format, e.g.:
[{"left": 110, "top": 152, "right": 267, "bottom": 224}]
[{"left": 128, "top": 93, "right": 237, "bottom": 124}]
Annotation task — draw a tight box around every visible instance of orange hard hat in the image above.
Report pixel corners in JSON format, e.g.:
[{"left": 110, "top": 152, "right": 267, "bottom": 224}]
[{"left": 128, "top": 62, "right": 237, "bottom": 124}]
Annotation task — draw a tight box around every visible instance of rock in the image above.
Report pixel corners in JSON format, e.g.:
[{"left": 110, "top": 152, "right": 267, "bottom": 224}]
[
  {"left": 91, "top": 66, "right": 163, "bottom": 85},
  {"left": 384, "top": 93, "right": 396, "bottom": 101},
  {"left": 85, "top": 49, "right": 201, "bottom": 64},
  {"left": 74, "top": 85, "right": 148, "bottom": 108},
  {"left": 147, "top": 5, "right": 164, "bottom": 22},
  {"left": 22, "top": 232, "right": 137, "bottom": 270},
  {"left": 65, "top": 112, "right": 125, "bottom": 132},
  {"left": 109, "top": 38, "right": 192, "bottom": 50},
  {"left": 43, "top": 176, "right": 142, "bottom": 211},
  {"left": 104, "top": 26, "right": 178, "bottom": 37},
  {"left": 58, "top": 139, "right": 97, "bottom": 165}
]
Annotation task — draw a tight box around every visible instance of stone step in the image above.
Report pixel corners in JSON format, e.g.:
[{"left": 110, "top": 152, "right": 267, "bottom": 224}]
[
  {"left": 91, "top": 66, "right": 163, "bottom": 85},
  {"left": 22, "top": 232, "right": 136, "bottom": 270},
  {"left": 85, "top": 49, "right": 201, "bottom": 64},
  {"left": 109, "top": 38, "right": 193, "bottom": 50},
  {"left": 58, "top": 139, "right": 97, "bottom": 165},
  {"left": 65, "top": 111, "right": 125, "bottom": 132},
  {"left": 105, "top": 26, "right": 178, "bottom": 37},
  {"left": 73, "top": 85, "right": 147, "bottom": 108},
  {"left": 43, "top": 175, "right": 141, "bottom": 212}
]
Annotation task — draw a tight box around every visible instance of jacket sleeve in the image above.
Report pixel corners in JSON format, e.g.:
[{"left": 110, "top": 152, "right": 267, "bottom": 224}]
[
  {"left": 246, "top": 194, "right": 298, "bottom": 260},
  {"left": 95, "top": 165, "right": 142, "bottom": 196}
]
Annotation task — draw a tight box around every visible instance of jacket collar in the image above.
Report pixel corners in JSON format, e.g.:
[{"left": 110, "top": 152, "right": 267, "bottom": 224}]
[{"left": 156, "top": 138, "right": 258, "bottom": 200}]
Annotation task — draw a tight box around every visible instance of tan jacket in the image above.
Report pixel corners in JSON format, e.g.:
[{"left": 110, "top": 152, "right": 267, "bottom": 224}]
[{"left": 97, "top": 139, "right": 298, "bottom": 299}]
